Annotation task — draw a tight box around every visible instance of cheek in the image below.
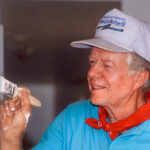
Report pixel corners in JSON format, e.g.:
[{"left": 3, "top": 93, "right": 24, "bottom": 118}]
[
  {"left": 108, "top": 73, "right": 135, "bottom": 95},
  {"left": 106, "top": 71, "right": 130, "bottom": 89}
]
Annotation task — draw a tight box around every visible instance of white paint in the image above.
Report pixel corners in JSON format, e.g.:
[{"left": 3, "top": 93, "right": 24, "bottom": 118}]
[
  {"left": 122, "top": 0, "right": 150, "bottom": 23},
  {"left": 5, "top": 106, "right": 9, "bottom": 110},
  {"left": 10, "top": 107, "right": 16, "bottom": 111},
  {"left": 25, "top": 112, "right": 31, "bottom": 126},
  {"left": 3, "top": 126, "right": 8, "bottom": 131}
]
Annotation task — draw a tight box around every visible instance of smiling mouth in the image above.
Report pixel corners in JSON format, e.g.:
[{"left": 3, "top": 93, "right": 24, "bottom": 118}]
[{"left": 92, "top": 86, "right": 106, "bottom": 90}]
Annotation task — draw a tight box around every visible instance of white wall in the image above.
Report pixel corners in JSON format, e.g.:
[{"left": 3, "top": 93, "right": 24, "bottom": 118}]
[{"left": 122, "top": 0, "right": 150, "bottom": 23}]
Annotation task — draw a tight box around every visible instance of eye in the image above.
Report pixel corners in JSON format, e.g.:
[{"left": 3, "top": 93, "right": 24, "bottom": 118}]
[
  {"left": 89, "top": 59, "right": 96, "bottom": 66},
  {"left": 104, "top": 63, "right": 112, "bottom": 68}
]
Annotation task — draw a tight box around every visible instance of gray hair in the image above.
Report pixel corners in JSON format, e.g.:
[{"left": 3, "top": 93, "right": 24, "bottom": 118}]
[{"left": 126, "top": 52, "right": 150, "bottom": 88}]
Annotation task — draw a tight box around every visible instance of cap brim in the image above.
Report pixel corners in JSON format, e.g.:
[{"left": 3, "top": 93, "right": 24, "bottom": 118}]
[{"left": 70, "top": 38, "right": 130, "bottom": 53}]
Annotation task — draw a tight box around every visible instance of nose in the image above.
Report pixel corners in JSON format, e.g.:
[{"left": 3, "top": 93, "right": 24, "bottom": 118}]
[{"left": 87, "top": 63, "right": 103, "bottom": 79}]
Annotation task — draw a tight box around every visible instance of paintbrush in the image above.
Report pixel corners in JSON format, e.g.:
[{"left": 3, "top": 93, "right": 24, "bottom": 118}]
[{"left": 0, "top": 76, "right": 41, "bottom": 107}]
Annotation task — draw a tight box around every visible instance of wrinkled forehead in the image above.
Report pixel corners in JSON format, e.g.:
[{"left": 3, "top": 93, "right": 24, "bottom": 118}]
[{"left": 90, "top": 47, "right": 128, "bottom": 60}]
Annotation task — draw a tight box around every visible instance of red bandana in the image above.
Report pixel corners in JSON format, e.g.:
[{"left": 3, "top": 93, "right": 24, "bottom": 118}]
[{"left": 85, "top": 92, "right": 150, "bottom": 140}]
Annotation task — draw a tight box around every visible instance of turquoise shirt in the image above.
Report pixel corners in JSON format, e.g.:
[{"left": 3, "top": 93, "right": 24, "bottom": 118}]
[{"left": 32, "top": 100, "right": 150, "bottom": 150}]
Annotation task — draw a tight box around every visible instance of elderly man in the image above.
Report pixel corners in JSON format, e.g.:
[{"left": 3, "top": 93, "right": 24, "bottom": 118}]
[{"left": 1, "top": 8, "right": 150, "bottom": 150}]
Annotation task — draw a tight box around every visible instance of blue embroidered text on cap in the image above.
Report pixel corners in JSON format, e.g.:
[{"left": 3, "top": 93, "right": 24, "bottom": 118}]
[{"left": 97, "top": 24, "right": 124, "bottom": 32}]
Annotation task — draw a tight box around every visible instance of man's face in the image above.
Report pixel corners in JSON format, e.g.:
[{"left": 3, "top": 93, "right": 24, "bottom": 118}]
[{"left": 87, "top": 47, "right": 138, "bottom": 107}]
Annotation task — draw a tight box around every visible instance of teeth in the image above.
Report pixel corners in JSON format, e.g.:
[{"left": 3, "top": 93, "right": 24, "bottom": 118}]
[
  {"left": 93, "top": 86, "right": 104, "bottom": 89},
  {"left": 94, "top": 87, "right": 100, "bottom": 89}
]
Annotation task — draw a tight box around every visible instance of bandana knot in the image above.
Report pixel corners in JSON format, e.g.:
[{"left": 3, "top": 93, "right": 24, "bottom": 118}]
[{"left": 85, "top": 92, "right": 150, "bottom": 140}]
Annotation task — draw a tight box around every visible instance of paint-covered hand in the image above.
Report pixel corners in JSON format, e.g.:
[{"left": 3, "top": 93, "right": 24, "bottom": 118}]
[{"left": 0, "top": 87, "right": 32, "bottom": 150}]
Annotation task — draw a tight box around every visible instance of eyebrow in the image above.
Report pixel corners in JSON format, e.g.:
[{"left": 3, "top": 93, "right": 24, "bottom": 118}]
[
  {"left": 87, "top": 55, "right": 94, "bottom": 59},
  {"left": 102, "top": 60, "right": 113, "bottom": 63},
  {"left": 88, "top": 55, "right": 112, "bottom": 61},
  {"left": 87, "top": 54, "right": 116, "bottom": 64}
]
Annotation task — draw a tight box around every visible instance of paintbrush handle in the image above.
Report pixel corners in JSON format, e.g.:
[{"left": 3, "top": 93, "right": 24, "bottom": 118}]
[
  {"left": 18, "top": 88, "right": 42, "bottom": 107},
  {"left": 28, "top": 95, "right": 42, "bottom": 107}
]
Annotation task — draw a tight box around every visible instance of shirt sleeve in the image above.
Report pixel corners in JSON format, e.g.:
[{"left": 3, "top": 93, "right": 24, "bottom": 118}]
[{"left": 31, "top": 109, "right": 66, "bottom": 150}]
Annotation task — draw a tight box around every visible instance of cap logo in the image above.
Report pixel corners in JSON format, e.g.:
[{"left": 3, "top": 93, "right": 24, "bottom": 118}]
[
  {"left": 97, "top": 15, "right": 126, "bottom": 32},
  {"left": 97, "top": 24, "right": 124, "bottom": 32}
]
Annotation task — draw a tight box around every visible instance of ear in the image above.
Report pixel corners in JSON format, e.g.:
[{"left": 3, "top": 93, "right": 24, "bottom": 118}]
[{"left": 134, "top": 70, "right": 149, "bottom": 89}]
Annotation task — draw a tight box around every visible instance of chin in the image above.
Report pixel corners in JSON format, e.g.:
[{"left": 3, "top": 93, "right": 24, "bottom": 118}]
[
  {"left": 90, "top": 95, "right": 108, "bottom": 106},
  {"left": 90, "top": 96, "right": 104, "bottom": 106}
]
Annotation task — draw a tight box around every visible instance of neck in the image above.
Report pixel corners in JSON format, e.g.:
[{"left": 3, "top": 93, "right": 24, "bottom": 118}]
[{"left": 104, "top": 89, "right": 146, "bottom": 123}]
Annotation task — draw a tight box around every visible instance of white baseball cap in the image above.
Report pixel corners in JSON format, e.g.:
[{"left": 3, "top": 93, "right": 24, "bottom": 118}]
[{"left": 71, "top": 8, "right": 150, "bottom": 62}]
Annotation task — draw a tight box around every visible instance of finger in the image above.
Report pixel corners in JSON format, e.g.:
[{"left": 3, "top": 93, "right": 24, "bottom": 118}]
[
  {"left": 0, "top": 104, "right": 5, "bottom": 119},
  {"left": 11, "top": 96, "right": 19, "bottom": 102},
  {"left": 3, "top": 98, "right": 18, "bottom": 116},
  {"left": 0, "top": 108, "right": 12, "bottom": 131},
  {"left": 3, "top": 100, "right": 11, "bottom": 117},
  {"left": 3, "top": 100, "right": 8, "bottom": 110},
  {"left": 10, "top": 98, "right": 22, "bottom": 112},
  {"left": 14, "top": 98, "right": 22, "bottom": 107},
  {"left": 1, "top": 116, "right": 13, "bottom": 132},
  {"left": 19, "top": 86, "right": 31, "bottom": 95},
  {"left": 20, "top": 90, "right": 31, "bottom": 114},
  {"left": 8, "top": 100, "right": 16, "bottom": 111},
  {"left": 14, "top": 102, "right": 22, "bottom": 111},
  {"left": 20, "top": 90, "right": 32, "bottom": 125},
  {"left": 6, "top": 96, "right": 19, "bottom": 111},
  {"left": 1, "top": 117, "right": 10, "bottom": 131}
]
